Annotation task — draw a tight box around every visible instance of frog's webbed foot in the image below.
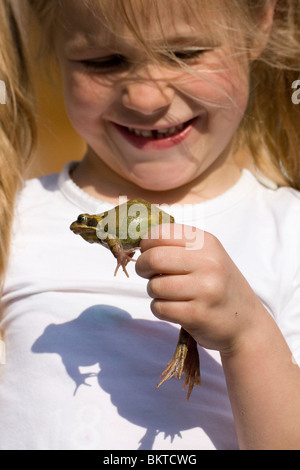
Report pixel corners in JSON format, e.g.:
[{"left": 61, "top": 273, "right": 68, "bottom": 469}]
[
  {"left": 114, "top": 247, "right": 140, "bottom": 278},
  {"left": 156, "top": 327, "right": 201, "bottom": 401}
]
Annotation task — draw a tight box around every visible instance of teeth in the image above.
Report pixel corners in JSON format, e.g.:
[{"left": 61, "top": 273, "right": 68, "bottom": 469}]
[
  {"left": 128, "top": 128, "right": 152, "bottom": 137},
  {"left": 128, "top": 123, "right": 185, "bottom": 139}
]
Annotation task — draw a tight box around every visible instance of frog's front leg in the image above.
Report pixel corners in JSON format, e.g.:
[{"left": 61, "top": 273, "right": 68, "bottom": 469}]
[{"left": 106, "top": 237, "right": 140, "bottom": 278}]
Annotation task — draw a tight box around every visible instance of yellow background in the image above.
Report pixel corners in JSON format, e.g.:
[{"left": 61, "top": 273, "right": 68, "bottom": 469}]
[{"left": 27, "top": 72, "right": 86, "bottom": 179}]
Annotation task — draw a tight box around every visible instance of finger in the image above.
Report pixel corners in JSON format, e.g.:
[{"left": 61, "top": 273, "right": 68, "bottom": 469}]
[
  {"left": 135, "top": 245, "right": 193, "bottom": 279},
  {"left": 150, "top": 298, "right": 195, "bottom": 326},
  {"left": 147, "top": 274, "right": 193, "bottom": 301},
  {"left": 140, "top": 223, "right": 204, "bottom": 252}
]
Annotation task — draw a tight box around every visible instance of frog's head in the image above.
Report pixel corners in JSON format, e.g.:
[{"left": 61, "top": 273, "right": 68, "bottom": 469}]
[{"left": 70, "top": 214, "right": 100, "bottom": 244}]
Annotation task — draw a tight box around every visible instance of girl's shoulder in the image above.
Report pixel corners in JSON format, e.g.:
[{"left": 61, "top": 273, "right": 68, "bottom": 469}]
[
  {"left": 260, "top": 181, "right": 300, "bottom": 214},
  {"left": 249, "top": 168, "right": 300, "bottom": 203},
  {"left": 16, "top": 172, "right": 60, "bottom": 213},
  {"left": 252, "top": 172, "right": 300, "bottom": 232}
]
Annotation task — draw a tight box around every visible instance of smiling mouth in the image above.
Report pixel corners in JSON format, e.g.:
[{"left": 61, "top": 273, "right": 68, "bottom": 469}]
[
  {"left": 120, "top": 119, "right": 195, "bottom": 140},
  {"left": 127, "top": 122, "right": 186, "bottom": 139}
]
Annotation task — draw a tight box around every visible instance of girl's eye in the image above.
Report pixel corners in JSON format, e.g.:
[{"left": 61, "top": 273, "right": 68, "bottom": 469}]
[
  {"left": 166, "top": 48, "right": 210, "bottom": 63},
  {"left": 79, "top": 55, "right": 128, "bottom": 72},
  {"left": 77, "top": 48, "right": 212, "bottom": 72}
]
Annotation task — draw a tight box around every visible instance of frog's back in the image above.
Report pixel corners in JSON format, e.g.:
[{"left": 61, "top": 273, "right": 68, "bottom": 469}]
[{"left": 117, "top": 199, "right": 174, "bottom": 246}]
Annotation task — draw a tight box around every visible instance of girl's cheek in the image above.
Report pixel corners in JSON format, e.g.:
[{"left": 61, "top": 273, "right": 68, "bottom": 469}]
[
  {"left": 62, "top": 65, "right": 105, "bottom": 102},
  {"left": 178, "top": 48, "right": 250, "bottom": 111},
  {"left": 184, "top": 69, "right": 249, "bottom": 110},
  {"left": 63, "top": 72, "right": 110, "bottom": 125}
]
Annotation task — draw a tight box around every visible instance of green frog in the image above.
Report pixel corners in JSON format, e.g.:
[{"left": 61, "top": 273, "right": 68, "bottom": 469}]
[{"left": 70, "top": 198, "right": 201, "bottom": 400}]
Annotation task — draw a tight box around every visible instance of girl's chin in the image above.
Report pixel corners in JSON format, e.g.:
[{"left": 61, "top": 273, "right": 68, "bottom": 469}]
[{"left": 126, "top": 170, "right": 192, "bottom": 192}]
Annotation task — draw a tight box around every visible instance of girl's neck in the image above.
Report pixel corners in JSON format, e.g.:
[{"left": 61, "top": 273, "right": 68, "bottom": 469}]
[{"left": 70, "top": 148, "right": 242, "bottom": 205}]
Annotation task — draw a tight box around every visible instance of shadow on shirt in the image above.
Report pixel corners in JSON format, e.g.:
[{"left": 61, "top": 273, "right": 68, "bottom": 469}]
[{"left": 32, "top": 305, "right": 237, "bottom": 449}]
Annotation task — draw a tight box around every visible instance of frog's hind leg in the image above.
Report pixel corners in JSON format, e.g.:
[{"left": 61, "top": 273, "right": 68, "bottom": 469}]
[
  {"left": 156, "top": 327, "right": 201, "bottom": 401},
  {"left": 114, "top": 247, "right": 140, "bottom": 277}
]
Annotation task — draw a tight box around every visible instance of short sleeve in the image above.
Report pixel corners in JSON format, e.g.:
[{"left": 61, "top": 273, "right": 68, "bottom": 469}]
[{"left": 276, "top": 200, "right": 300, "bottom": 366}]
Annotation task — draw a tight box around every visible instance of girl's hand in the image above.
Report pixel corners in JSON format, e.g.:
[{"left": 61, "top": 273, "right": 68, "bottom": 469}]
[
  {"left": 137, "top": 223, "right": 300, "bottom": 449},
  {"left": 136, "top": 223, "right": 266, "bottom": 355}
]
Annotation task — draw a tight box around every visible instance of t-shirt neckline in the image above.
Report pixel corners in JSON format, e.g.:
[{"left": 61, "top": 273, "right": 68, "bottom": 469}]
[{"left": 58, "top": 161, "right": 258, "bottom": 218}]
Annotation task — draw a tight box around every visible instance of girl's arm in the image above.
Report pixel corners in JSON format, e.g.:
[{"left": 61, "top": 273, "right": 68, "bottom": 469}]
[
  {"left": 221, "top": 308, "right": 300, "bottom": 449},
  {"left": 136, "top": 224, "right": 300, "bottom": 450}
]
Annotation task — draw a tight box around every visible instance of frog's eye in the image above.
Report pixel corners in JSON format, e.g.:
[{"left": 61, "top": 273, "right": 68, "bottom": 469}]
[{"left": 77, "top": 214, "right": 88, "bottom": 225}]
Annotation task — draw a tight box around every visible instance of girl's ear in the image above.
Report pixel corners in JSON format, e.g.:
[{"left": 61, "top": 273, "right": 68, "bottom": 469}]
[{"left": 250, "top": 0, "right": 277, "bottom": 60}]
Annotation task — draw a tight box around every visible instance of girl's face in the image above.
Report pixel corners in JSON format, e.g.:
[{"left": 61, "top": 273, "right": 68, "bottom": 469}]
[{"left": 55, "top": 0, "right": 251, "bottom": 195}]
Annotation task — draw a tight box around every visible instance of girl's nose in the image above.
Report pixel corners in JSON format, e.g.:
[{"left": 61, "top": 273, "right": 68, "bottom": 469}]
[{"left": 122, "top": 76, "right": 175, "bottom": 115}]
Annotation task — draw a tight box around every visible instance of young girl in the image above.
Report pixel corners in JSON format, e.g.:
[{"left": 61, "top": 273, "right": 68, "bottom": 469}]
[{"left": 1, "top": 0, "right": 300, "bottom": 450}]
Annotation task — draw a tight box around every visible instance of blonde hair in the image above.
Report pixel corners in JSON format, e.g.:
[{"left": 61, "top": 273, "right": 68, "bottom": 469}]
[
  {"left": 28, "top": 0, "right": 300, "bottom": 187},
  {"left": 0, "top": 0, "right": 36, "bottom": 286}
]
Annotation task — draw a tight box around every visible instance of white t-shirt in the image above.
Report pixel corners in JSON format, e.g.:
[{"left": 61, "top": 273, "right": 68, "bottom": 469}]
[{"left": 1, "top": 163, "right": 300, "bottom": 450}]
